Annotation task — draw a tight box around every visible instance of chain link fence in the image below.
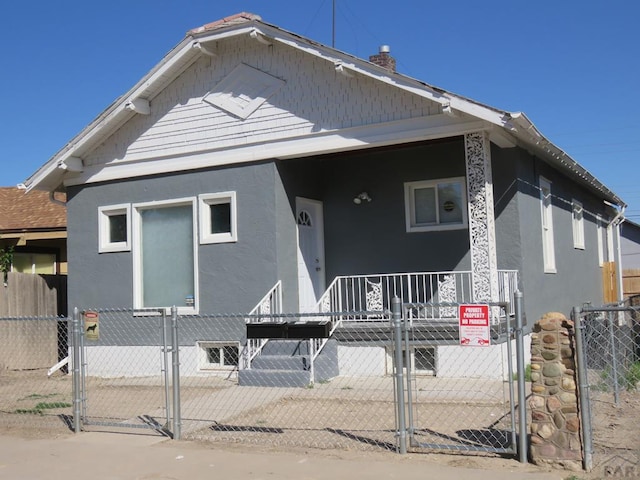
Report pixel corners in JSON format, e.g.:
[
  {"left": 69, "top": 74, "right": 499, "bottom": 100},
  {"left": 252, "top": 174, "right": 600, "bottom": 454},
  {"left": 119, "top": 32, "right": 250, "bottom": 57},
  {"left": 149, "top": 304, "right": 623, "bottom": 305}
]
[
  {"left": 0, "top": 316, "right": 73, "bottom": 432},
  {"left": 574, "top": 302, "right": 640, "bottom": 470},
  {"left": 402, "top": 302, "right": 520, "bottom": 455},
  {"left": 0, "top": 302, "right": 528, "bottom": 458}
]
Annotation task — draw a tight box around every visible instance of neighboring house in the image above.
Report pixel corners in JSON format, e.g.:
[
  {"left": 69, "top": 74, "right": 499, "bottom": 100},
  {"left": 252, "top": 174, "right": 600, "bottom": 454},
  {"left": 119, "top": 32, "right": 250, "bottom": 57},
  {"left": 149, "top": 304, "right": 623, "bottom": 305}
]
[
  {"left": 620, "top": 219, "right": 640, "bottom": 298},
  {"left": 0, "top": 187, "right": 67, "bottom": 275},
  {"left": 23, "top": 13, "right": 625, "bottom": 381}
]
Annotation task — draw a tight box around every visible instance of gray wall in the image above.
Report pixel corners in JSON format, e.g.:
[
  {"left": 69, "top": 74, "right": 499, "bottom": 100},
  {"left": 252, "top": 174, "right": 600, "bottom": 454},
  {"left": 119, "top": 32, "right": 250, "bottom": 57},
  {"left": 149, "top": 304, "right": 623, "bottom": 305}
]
[
  {"left": 621, "top": 221, "right": 640, "bottom": 269},
  {"left": 496, "top": 146, "right": 613, "bottom": 324},
  {"left": 278, "top": 138, "right": 472, "bottom": 283},
  {"left": 66, "top": 161, "right": 290, "bottom": 314}
]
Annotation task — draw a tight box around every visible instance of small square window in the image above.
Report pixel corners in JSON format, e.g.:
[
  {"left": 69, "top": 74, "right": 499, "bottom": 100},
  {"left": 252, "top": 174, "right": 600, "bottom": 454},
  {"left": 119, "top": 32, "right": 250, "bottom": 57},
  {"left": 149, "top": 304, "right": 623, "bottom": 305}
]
[
  {"left": 198, "top": 342, "right": 239, "bottom": 370},
  {"left": 404, "top": 178, "right": 467, "bottom": 232},
  {"left": 199, "top": 192, "right": 237, "bottom": 244},
  {"left": 99, "top": 204, "right": 131, "bottom": 253}
]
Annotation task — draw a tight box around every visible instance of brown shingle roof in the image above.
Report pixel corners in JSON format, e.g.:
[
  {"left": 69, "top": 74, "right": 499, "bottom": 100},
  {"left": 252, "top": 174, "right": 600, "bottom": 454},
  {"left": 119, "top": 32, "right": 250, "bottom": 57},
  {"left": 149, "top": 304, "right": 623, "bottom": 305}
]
[
  {"left": 187, "top": 12, "right": 261, "bottom": 36},
  {"left": 0, "top": 187, "right": 66, "bottom": 232}
]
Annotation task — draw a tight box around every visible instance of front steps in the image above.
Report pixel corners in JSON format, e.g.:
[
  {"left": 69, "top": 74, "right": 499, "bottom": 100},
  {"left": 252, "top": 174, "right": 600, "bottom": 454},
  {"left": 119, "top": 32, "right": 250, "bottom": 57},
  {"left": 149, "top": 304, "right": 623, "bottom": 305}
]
[{"left": 239, "top": 338, "right": 339, "bottom": 387}]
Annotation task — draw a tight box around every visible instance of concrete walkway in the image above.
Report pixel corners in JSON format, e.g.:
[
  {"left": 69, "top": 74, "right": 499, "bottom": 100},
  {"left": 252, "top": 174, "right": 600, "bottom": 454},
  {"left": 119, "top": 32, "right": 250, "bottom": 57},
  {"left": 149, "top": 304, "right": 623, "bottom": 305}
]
[{"left": 0, "top": 431, "right": 564, "bottom": 480}]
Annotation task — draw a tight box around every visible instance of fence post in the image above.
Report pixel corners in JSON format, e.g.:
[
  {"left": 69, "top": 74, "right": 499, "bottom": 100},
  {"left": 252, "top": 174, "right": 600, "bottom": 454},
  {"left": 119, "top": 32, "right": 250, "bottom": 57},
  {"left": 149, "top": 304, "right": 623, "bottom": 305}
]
[
  {"left": 171, "top": 306, "right": 181, "bottom": 440},
  {"left": 161, "top": 310, "right": 171, "bottom": 430},
  {"left": 392, "top": 297, "right": 407, "bottom": 454},
  {"left": 607, "top": 311, "right": 621, "bottom": 404},
  {"left": 573, "top": 306, "right": 593, "bottom": 472},
  {"left": 71, "top": 307, "right": 82, "bottom": 433},
  {"left": 514, "top": 291, "right": 528, "bottom": 463}
]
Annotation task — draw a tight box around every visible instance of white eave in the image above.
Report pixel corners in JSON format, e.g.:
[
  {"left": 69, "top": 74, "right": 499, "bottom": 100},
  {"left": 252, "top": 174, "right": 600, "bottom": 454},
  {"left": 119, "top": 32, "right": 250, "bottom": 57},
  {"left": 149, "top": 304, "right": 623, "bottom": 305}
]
[{"left": 23, "top": 17, "right": 625, "bottom": 208}]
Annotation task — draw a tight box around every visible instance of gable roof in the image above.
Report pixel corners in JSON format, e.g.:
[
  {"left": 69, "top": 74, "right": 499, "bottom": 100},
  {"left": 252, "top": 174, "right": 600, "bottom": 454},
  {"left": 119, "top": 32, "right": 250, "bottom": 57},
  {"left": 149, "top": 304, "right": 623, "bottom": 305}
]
[
  {"left": 23, "top": 12, "right": 625, "bottom": 208},
  {"left": 0, "top": 187, "right": 66, "bottom": 233}
]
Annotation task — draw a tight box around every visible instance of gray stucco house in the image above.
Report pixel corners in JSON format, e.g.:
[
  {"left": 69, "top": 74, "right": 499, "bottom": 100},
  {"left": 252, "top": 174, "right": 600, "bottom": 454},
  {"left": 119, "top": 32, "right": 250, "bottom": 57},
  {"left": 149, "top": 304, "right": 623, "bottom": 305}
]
[{"left": 24, "top": 13, "right": 625, "bottom": 382}]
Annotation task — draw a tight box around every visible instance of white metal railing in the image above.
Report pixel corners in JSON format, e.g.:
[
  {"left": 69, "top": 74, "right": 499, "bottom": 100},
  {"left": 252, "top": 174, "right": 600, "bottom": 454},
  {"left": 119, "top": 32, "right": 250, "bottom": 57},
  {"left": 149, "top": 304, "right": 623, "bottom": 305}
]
[
  {"left": 315, "top": 270, "right": 519, "bottom": 326},
  {"left": 241, "top": 281, "right": 283, "bottom": 370}
]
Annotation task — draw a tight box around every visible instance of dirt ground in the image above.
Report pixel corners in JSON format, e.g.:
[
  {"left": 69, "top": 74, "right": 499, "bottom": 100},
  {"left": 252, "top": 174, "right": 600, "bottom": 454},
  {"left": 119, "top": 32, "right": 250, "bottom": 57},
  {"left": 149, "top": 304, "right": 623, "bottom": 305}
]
[{"left": 1, "top": 368, "right": 638, "bottom": 479}]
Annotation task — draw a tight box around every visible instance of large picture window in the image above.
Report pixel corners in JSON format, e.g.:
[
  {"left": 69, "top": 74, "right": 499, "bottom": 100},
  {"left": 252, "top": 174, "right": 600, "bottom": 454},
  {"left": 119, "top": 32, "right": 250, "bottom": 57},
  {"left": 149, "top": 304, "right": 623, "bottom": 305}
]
[
  {"left": 404, "top": 177, "right": 467, "bottom": 232},
  {"left": 133, "top": 198, "right": 198, "bottom": 313}
]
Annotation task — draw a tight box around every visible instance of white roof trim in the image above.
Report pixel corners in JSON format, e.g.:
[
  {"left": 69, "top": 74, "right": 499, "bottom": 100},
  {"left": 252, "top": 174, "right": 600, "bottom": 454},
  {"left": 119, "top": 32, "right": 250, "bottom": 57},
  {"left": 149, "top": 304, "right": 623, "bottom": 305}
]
[
  {"left": 24, "top": 16, "right": 624, "bottom": 207},
  {"left": 63, "top": 115, "right": 487, "bottom": 187}
]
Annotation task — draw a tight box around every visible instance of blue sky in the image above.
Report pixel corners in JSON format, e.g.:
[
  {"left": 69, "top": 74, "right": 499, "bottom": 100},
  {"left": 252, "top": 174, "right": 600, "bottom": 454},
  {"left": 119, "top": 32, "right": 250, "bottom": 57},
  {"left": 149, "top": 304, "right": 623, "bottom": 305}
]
[{"left": 2, "top": 1, "right": 639, "bottom": 218}]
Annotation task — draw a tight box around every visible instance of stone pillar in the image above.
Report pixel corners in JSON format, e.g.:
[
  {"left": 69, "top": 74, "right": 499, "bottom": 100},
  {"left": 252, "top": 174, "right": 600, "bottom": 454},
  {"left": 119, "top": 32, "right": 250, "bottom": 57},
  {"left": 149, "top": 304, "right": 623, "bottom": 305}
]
[
  {"left": 529, "top": 312, "right": 582, "bottom": 471},
  {"left": 464, "top": 132, "right": 499, "bottom": 305}
]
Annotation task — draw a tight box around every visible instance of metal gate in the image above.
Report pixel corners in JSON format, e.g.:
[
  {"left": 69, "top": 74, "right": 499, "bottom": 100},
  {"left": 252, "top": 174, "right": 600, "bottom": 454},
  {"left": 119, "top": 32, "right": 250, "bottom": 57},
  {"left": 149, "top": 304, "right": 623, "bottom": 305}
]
[
  {"left": 72, "top": 308, "right": 177, "bottom": 435},
  {"left": 392, "top": 296, "right": 527, "bottom": 458},
  {"left": 573, "top": 303, "right": 640, "bottom": 472}
]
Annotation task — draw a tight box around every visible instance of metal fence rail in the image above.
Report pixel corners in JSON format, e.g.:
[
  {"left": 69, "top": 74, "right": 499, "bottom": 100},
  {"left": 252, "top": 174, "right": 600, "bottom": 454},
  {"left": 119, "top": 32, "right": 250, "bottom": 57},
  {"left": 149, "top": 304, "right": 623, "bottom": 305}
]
[
  {"left": 0, "top": 301, "right": 528, "bottom": 460},
  {"left": 76, "top": 308, "right": 172, "bottom": 434},
  {"left": 178, "top": 310, "right": 400, "bottom": 451},
  {"left": 399, "top": 301, "right": 521, "bottom": 456},
  {"left": 0, "top": 316, "right": 73, "bottom": 432},
  {"left": 574, "top": 303, "right": 640, "bottom": 471}
]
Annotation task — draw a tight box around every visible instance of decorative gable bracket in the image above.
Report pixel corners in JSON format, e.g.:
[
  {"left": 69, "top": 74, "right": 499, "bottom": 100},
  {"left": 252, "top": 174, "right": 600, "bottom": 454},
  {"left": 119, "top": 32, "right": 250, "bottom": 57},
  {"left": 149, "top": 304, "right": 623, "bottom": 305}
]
[{"left": 125, "top": 98, "right": 150, "bottom": 115}]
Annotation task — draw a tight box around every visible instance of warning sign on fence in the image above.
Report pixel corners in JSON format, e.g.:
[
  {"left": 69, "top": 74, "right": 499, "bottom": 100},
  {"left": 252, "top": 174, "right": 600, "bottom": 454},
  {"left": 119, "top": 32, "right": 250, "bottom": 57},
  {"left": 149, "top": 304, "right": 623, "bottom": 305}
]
[
  {"left": 83, "top": 310, "right": 99, "bottom": 341},
  {"left": 458, "top": 304, "right": 490, "bottom": 347}
]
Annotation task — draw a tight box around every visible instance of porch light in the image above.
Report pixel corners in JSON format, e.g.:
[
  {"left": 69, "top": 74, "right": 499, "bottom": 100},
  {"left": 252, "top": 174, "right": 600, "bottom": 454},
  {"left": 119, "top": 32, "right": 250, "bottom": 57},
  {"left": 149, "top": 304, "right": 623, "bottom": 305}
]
[{"left": 353, "top": 192, "right": 372, "bottom": 204}]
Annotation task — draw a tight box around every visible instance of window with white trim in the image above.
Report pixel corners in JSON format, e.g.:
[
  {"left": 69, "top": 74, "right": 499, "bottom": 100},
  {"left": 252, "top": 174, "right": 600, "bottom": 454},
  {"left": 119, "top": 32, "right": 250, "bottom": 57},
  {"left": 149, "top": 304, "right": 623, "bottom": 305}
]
[
  {"left": 98, "top": 204, "right": 131, "bottom": 253},
  {"left": 572, "top": 199, "right": 585, "bottom": 249},
  {"left": 404, "top": 177, "right": 467, "bottom": 232},
  {"left": 597, "top": 215, "right": 605, "bottom": 266},
  {"left": 198, "top": 342, "right": 239, "bottom": 370},
  {"left": 539, "top": 177, "right": 556, "bottom": 273},
  {"left": 198, "top": 192, "right": 237, "bottom": 244},
  {"left": 132, "top": 198, "right": 198, "bottom": 313}
]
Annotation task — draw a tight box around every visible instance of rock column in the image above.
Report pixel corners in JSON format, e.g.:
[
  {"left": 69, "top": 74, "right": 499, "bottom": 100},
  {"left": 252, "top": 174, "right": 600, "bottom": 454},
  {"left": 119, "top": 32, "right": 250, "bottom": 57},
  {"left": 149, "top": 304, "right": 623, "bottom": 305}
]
[{"left": 529, "top": 312, "right": 582, "bottom": 471}]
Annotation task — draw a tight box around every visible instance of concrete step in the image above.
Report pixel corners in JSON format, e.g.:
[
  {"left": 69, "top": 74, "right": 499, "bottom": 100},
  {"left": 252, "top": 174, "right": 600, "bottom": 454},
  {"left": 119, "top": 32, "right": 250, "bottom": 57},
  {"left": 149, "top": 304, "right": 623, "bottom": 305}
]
[
  {"left": 251, "top": 355, "right": 310, "bottom": 371},
  {"left": 238, "top": 369, "right": 311, "bottom": 388},
  {"left": 261, "top": 339, "right": 310, "bottom": 356}
]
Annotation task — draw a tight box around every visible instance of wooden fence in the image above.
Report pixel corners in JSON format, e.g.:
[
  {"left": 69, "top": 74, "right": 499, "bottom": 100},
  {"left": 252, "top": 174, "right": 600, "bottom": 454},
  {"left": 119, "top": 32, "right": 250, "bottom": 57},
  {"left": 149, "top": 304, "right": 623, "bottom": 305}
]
[
  {"left": 623, "top": 269, "right": 640, "bottom": 299},
  {"left": 0, "top": 273, "right": 67, "bottom": 370}
]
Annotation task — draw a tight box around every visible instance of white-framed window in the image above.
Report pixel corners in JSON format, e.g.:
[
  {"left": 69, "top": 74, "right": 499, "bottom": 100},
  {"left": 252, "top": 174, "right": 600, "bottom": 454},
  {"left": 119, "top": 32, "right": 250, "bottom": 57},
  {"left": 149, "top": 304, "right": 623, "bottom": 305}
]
[
  {"left": 572, "top": 199, "right": 585, "bottom": 250},
  {"left": 386, "top": 346, "right": 436, "bottom": 376},
  {"left": 98, "top": 204, "right": 131, "bottom": 253},
  {"left": 539, "top": 177, "right": 556, "bottom": 273},
  {"left": 597, "top": 214, "right": 605, "bottom": 266},
  {"left": 198, "top": 342, "right": 239, "bottom": 370},
  {"left": 198, "top": 192, "right": 237, "bottom": 244},
  {"left": 404, "top": 177, "right": 467, "bottom": 232},
  {"left": 132, "top": 198, "right": 199, "bottom": 313}
]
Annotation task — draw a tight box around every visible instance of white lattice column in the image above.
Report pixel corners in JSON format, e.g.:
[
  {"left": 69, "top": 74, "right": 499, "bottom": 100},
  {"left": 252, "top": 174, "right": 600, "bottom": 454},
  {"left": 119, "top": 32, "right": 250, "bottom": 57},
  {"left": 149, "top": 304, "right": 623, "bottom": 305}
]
[{"left": 464, "top": 132, "right": 499, "bottom": 305}]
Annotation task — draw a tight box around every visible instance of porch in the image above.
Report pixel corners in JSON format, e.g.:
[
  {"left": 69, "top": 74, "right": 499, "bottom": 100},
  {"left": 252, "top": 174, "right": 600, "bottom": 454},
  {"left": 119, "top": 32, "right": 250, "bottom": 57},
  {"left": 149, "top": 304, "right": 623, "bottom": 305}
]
[{"left": 240, "top": 269, "right": 519, "bottom": 385}]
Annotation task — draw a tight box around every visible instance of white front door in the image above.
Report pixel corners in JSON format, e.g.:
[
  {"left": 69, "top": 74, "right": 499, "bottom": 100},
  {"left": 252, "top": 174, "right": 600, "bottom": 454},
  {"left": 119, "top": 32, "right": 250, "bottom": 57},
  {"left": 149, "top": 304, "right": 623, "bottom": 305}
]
[{"left": 296, "top": 198, "right": 325, "bottom": 312}]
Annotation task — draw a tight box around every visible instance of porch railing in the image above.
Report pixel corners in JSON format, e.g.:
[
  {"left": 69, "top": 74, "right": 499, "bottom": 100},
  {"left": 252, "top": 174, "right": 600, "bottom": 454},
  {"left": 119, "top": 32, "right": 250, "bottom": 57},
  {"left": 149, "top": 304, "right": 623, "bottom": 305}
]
[
  {"left": 241, "top": 281, "right": 283, "bottom": 370},
  {"left": 316, "top": 270, "right": 519, "bottom": 327}
]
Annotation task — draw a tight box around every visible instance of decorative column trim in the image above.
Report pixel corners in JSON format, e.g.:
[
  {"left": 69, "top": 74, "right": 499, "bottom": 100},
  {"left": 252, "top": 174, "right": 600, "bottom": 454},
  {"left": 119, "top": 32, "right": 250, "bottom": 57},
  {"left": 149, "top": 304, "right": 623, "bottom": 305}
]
[{"left": 465, "top": 131, "right": 499, "bottom": 305}]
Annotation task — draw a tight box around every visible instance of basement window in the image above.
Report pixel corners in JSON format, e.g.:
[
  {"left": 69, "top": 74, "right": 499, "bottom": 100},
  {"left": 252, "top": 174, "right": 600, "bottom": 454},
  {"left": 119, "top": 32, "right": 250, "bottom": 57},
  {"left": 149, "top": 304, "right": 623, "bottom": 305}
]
[
  {"left": 98, "top": 204, "right": 131, "bottom": 253},
  {"left": 198, "top": 342, "right": 239, "bottom": 370}
]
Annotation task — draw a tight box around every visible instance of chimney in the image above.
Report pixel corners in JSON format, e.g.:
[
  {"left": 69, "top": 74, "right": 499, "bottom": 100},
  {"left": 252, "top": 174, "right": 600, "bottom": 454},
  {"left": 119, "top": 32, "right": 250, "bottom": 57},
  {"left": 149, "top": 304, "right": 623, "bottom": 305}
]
[{"left": 369, "top": 45, "right": 396, "bottom": 72}]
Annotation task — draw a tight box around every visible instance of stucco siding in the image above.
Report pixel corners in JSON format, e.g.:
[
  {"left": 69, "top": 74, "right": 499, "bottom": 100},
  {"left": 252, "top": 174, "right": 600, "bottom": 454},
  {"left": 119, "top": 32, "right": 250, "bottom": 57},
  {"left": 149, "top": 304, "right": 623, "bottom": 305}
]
[
  {"left": 513, "top": 148, "right": 609, "bottom": 323},
  {"left": 279, "top": 139, "right": 471, "bottom": 282},
  {"left": 67, "top": 162, "right": 283, "bottom": 314}
]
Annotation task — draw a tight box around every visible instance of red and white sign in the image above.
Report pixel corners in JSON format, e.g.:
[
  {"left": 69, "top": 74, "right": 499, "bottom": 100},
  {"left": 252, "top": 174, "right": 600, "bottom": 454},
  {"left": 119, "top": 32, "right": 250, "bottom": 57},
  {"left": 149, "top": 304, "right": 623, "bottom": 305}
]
[{"left": 458, "top": 304, "right": 490, "bottom": 347}]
